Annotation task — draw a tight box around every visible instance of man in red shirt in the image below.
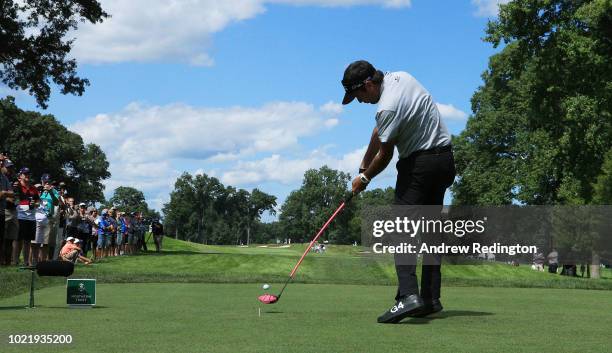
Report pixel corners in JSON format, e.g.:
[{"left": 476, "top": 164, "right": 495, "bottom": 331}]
[{"left": 15, "top": 168, "right": 39, "bottom": 266}]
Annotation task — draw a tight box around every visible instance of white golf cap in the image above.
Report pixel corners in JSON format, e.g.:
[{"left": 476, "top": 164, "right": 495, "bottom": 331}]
[
  {"left": 66, "top": 237, "right": 75, "bottom": 241},
  {"left": 74, "top": 239, "right": 81, "bottom": 243}
]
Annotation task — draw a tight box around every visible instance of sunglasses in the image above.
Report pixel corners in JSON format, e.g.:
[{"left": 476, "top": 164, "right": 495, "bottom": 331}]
[{"left": 343, "top": 76, "right": 372, "bottom": 93}]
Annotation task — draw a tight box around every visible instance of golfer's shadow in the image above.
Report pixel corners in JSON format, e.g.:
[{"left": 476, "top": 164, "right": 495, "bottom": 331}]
[{"left": 401, "top": 310, "right": 493, "bottom": 325}]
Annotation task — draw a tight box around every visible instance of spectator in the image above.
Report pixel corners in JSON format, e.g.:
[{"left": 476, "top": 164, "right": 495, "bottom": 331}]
[
  {"left": 15, "top": 167, "right": 39, "bottom": 266},
  {"left": 0, "top": 154, "right": 15, "bottom": 265},
  {"left": 31, "top": 182, "right": 49, "bottom": 265},
  {"left": 125, "top": 212, "right": 135, "bottom": 255},
  {"left": 134, "top": 212, "right": 147, "bottom": 252},
  {"left": 60, "top": 238, "right": 91, "bottom": 264},
  {"left": 532, "top": 252, "right": 545, "bottom": 271},
  {"left": 55, "top": 181, "right": 68, "bottom": 259},
  {"left": 87, "top": 208, "right": 98, "bottom": 259},
  {"left": 76, "top": 203, "right": 93, "bottom": 257},
  {"left": 64, "top": 197, "right": 79, "bottom": 239},
  {"left": 38, "top": 174, "right": 62, "bottom": 262},
  {"left": 151, "top": 219, "right": 164, "bottom": 253},
  {"left": 547, "top": 249, "right": 559, "bottom": 274},
  {"left": 96, "top": 209, "right": 112, "bottom": 258},
  {"left": 2, "top": 159, "right": 19, "bottom": 265},
  {"left": 115, "top": 211, "right": 125, "bottom": 256},
  {"left": 108, "top": 207, "right": 118, "bottom": 257}
]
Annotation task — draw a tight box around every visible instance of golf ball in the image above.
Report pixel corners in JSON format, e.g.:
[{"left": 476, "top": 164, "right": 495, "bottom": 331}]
[{"left": 263, "top": 284, "right": 270, "bottom": 290}]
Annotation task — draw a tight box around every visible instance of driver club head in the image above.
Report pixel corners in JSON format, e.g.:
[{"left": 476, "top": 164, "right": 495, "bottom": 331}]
[{"left": 258, "top": 294, "right": 279, "bottom": 304}]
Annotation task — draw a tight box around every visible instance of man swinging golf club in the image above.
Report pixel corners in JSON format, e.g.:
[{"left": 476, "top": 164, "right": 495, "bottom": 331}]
[{"left": 343, "top": 60, "right": 456, "bottom": 324}]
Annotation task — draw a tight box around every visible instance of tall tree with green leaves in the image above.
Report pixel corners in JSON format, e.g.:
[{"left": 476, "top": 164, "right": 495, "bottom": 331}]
[
  {"left": 244, "top": 189, "right": 277, "bottom": 245},
  {"left": 452, "top": 0, "right": 612, "bottom": 206},
  {"left": 162, "top": 172, "right": 276, "bottom": 245},
  {"left": 107, "top": 186, "right": 147, "bottom": 212},
  {"left": 0, "top": 0, "right": 108, "bottom": 108},
  {"left": 0, "top": 97, "right": 110, "bottom": 203},
  {"left": 279, "top": 166, "right": 355, "bottom": 244}
]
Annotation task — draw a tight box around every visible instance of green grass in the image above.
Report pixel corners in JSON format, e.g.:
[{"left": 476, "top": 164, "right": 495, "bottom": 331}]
[
  {"left": 0, "top": 283, "right": 611, "bottom": 353},
  {"left": 1, "top": 236, "right": 611, "bottom": 300}
]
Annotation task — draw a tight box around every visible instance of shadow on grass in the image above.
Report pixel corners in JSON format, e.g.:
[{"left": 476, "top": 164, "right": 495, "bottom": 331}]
[
  {"left": 0, "top": 305, "right": 29, "bottom": 310},
  {"left": 38, "top": 305, "right": 109, "bottom": 309},
  {"left": 139, "top": 250, "right": 224, "bottom": 256},
  {"left": 401, "top": 310, "right": 493, "bottom": 325}
]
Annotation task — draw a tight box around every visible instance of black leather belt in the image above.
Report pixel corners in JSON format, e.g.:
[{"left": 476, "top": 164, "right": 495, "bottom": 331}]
[{"left": 409, "top": 144, "right": 452, "bottom": 158}]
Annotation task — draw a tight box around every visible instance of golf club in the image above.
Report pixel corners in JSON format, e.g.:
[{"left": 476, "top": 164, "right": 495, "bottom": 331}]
[{"left": 258, "top": 193, "right": 354, "bottom": 304}]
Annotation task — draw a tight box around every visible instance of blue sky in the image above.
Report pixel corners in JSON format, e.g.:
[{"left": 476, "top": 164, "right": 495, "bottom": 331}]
[{"left": 6, "top": 0, "right": 508, "bottom": 213}]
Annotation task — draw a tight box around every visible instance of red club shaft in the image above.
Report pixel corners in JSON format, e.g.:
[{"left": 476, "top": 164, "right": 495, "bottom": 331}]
[{"left": 289, "top": 201, "right": 348, "bottom": 278}]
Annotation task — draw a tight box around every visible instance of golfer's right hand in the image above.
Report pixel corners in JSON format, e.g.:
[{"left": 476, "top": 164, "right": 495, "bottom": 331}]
[{"left": 351, "top": 175, "right": 367, "bottom": 194}]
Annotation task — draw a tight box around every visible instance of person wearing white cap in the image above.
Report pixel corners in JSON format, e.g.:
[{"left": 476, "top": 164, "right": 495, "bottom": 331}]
[{"left": 59, "top": 238, "right": 91, "bottom": 264}]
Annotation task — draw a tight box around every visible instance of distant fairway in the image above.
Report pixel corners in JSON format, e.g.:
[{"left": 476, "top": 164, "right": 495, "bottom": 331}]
[
  {"left": 1, "top": 283, "right": 611, "bottom": 353},
  {"left": 2, "top": 237, "right": 610, "bottom": 300}
]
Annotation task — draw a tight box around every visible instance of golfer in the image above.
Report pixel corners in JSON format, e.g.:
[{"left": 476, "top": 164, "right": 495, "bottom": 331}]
[{"left": 342, "top": 60, "right": 455, "bottom": 323}]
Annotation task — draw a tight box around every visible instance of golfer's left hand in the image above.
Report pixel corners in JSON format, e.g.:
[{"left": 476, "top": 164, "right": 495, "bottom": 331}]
[{"left": 351, "top": 175, "right": 367, "bottom": 194}]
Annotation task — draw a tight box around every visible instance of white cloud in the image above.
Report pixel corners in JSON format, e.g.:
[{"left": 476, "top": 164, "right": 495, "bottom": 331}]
[
  {"left": 273, "top": 0, "right": 410, "bottom": 8},
  {"left": 72, "top": 0, "right": 410, "bottom": 65},
  {"left": 320, "top": 101, "right": 344, "bottom": 116},
  {"left": 436, "top": 103, "right": 468, "bottom": 121},
  {"left": 471, "top": 0, "right": 510, "bottom": 17},
  {"left": 70, "top": 100, "right": 342, "bottom": 209},
  {"left": 220, "top": 145, "right": 397, "bottom": 187},
  {"left": 72, "top": 101, "right": 339, "bottom": 163}
]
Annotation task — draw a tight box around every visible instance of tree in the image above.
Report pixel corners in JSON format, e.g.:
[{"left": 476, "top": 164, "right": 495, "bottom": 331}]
[
  {"left": 452, "top": 0, "right": 611, "bottom": 276},
  {"left": 0, "top": 96, "right": 110, "bottom": 203},
  {"left": 162, "top": 172, "right": 276, "bottom": 245},
  {"left": 592, "top": 148, "right": 612, "bottom": 204},
  {"left": 452, "top": 0, "right": 612, "bottom": 206},
  {"left": 72, "top": 143, "right": 110, "bottom": 203},
  {"left": 348, "top": 187, "right": 396, "bottom": 245},
  {"left": 279, "top": 166, "right": 355, "bottom": 244},
  {"left": 106, "top": 186, "right": 159, "bottom": 220},
  {"left": 244, "top": 189, "right": 277, "bottom": 245},
  {"left": 1, "top": 0, "right": 109, "bottom": 108},
  {"left": 107, "top": 186, "right": 146, "bottom": 212}
]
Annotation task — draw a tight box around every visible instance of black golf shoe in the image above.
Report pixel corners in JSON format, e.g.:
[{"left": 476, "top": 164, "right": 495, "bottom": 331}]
[
  {"left": 377, "top": 294, "right": 424, "bottom": 324},
  {"left": 410, "top": 298, "right": 443, "bottom": 318}
]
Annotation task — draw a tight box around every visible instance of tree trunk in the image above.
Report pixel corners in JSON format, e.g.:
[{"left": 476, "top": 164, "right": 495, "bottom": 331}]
[
  {"left": 590, "top": 252, "right": 600, "bottom": 279},
  {"left": 246, "top": 223, "right": 250, "bottom": 246},
  {"left": 200, "top": 211, "right": 207, "bottom": 244}
]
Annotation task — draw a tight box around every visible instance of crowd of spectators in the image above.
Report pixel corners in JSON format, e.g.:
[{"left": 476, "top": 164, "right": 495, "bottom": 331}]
[{"left": 0, "top": 152, "right": 157, "bottom": 267}]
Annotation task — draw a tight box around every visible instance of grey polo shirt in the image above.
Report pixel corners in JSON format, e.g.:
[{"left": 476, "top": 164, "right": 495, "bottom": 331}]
[{"left": 375, "top": 71, "right": 451, "bottom": 159}]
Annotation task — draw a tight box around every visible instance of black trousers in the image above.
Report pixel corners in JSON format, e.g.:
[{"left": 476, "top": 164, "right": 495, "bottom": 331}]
[{"left": 393, "top": 147, "right": 455, "bottom": 300}]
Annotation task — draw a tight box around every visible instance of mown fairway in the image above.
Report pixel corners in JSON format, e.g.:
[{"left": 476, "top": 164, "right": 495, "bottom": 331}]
[{"left": 1, "top": 283, "right": 611, "bottom": 353}]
